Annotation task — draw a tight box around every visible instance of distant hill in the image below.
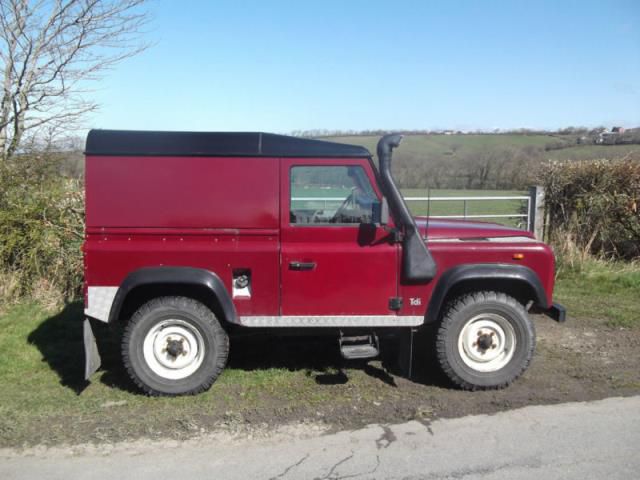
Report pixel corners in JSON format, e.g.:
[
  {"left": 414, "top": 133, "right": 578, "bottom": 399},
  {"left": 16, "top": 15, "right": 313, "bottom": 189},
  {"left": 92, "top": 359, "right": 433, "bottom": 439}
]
[{"left": 322, "top": 133, "right": 639, "bottom": 189}]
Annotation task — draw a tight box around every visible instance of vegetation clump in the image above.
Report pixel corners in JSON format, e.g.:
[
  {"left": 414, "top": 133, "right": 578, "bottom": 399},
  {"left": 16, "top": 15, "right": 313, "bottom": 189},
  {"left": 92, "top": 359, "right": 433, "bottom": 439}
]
[
  {"left": 540, "top": 156, "right": 640, "bottom": 260},
  {"left": 0, "top": 156, "right": 83, "bottom": 305}
]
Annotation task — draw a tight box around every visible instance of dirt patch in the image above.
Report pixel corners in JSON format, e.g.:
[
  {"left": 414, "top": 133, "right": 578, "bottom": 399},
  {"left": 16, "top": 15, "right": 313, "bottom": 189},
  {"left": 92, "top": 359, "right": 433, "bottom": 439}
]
[
  {"left": 2, "top": 313, "right": 640, "bottom": 448},
  {"left": 308, "top": 320, "right": 640, "bottom": 431}
]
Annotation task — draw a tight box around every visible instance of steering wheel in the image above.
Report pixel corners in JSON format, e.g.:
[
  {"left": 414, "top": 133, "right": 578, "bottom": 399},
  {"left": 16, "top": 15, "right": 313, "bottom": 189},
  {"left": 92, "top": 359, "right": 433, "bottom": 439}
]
[
  {"left": 331, "top": 188, "right": 358, "bottom": 223},
  {"left": 310, "top": 209, "right": 325, "bottom": 224}
]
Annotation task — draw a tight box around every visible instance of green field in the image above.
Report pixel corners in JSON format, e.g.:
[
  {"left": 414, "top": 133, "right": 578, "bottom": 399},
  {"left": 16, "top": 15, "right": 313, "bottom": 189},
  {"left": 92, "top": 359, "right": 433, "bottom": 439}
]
[
  {"left": 326, "top": 133, "right": 639, "bottom": 162},
  {"left": 401, "top": 188, "right": 527, "bottom": 225},
  {"left": 321, "top": 133, "right": 639, "bottom": 192},
  {"left": 292, "top": 187, "right": 529, "bottom": 228},
  {"left": 328, "top": 133, "right": 557, "bottom": 157}
]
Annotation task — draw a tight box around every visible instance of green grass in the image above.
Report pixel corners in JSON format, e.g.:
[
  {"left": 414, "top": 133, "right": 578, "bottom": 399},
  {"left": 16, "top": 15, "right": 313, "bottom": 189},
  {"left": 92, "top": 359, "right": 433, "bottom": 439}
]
[
  {"left": 0, "top": 302, "right": 376, "bottom": 446},
  {"left": 555, "top": 260, "right": 640, "bottom": 329}
]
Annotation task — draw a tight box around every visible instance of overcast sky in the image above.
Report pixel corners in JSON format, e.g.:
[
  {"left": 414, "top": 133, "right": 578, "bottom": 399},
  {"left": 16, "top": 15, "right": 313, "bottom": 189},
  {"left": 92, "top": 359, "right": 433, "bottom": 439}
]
[{"left": 87, "top": 0, "right": 640, "bottom": 133}]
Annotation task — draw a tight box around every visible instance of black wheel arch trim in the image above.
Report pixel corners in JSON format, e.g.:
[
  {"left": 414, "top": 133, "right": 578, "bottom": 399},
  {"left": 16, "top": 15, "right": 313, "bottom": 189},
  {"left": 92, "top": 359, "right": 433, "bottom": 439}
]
[
  {"left": 108, "top": 266, "right": 237, "bottom": 325},
  {"left": 425, "top": 263, "right": 549, "bottom": 325}
]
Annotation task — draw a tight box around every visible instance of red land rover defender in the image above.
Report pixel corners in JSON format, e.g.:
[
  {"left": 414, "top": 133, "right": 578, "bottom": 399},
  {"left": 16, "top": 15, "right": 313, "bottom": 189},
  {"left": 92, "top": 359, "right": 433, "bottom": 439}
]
[{"left": 83, "top": 131, "right": 565, "bottom": 396}]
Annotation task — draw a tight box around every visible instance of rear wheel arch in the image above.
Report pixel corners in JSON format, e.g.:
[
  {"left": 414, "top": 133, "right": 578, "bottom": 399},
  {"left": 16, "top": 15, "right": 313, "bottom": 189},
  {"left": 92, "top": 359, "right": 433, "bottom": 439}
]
[
  {"left": 122, "top": 295, "right": 230, "bottom": 396},
  {"left": 425, "top": 264, "right": 548, "bottom": 325},
  {"left": 109, "top": 267, "right": 237, "bottom": 328}
]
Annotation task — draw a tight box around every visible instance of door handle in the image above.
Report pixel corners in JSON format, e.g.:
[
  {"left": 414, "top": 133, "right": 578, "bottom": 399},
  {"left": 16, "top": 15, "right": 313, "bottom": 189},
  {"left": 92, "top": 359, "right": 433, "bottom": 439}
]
[{"left": 289, "top": 261, "right": 316, "bottom": 271}]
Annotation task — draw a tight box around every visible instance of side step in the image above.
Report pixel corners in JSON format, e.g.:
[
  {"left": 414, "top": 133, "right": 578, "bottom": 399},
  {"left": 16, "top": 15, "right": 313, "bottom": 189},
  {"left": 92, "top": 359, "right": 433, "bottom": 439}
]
[{"left": 339, "top": 334, "right": 379, "bottom": 360}]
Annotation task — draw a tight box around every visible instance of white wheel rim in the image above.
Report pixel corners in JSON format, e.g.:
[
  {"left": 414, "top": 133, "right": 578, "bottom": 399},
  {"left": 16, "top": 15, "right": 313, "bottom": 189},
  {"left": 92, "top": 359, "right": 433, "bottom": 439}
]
[
  {"left": 457, "top": 313, "right": 516, "bottom": 373},
  {"left": 143, "top": 319, "right": 205, "bottom": 380}
]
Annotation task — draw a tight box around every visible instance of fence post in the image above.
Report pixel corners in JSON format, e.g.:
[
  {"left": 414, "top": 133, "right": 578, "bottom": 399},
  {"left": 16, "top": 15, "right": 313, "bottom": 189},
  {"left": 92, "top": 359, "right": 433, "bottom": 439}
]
[{"left": 528, "top": 186, "right": 545, "bottom": 240}]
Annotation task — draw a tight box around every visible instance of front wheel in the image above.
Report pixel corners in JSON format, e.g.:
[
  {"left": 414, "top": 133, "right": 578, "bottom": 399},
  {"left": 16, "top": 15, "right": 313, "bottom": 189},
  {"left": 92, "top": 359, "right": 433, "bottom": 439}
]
[
  {"left": 122, "top": 296, "right": 229, "bottom": 396},
  {"left": 435, "top": 291, "right": 535, "bottom": 390}
]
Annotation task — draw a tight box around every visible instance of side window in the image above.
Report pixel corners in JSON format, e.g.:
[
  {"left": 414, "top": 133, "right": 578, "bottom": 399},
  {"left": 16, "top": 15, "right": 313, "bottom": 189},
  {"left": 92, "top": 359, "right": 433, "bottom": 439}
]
[{"left": 290, "top": 165, "right": 378, "bottom": 225}]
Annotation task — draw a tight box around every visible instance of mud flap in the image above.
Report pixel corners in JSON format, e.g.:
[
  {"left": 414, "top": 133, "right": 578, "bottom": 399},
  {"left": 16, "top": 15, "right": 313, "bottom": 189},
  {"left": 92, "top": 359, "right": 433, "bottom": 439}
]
[
  {"left": 83, "top": 318, "right": 102, "bottom": 379},
  {"left": 545, "top": 302, "right": 567, "bottom": 323}
]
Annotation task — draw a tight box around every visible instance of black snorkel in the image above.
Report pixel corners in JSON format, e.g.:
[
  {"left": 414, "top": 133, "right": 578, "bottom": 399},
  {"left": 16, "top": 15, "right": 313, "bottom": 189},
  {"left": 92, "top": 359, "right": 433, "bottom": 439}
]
[{"left": 377, "top": 134, "right": 437, "bottom": 282}]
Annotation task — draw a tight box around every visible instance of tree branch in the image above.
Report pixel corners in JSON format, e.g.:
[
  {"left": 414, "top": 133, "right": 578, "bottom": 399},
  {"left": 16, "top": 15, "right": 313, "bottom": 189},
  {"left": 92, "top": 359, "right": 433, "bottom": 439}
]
[{"left": 0, "top": 0, "right": 150, "bottom": 161}]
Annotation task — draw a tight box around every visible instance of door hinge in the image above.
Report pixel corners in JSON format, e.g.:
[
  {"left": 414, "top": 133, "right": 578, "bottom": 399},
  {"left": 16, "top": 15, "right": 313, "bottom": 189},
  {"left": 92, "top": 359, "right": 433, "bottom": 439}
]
[{"left": 389, "top": 297, "right": 403, "bottom": 311}]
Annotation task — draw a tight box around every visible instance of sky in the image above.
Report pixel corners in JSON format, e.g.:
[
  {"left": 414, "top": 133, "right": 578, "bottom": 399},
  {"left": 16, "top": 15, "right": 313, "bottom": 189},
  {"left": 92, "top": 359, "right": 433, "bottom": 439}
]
[{"left": 87, "top": 0, "right": 640, "bottom": 134}]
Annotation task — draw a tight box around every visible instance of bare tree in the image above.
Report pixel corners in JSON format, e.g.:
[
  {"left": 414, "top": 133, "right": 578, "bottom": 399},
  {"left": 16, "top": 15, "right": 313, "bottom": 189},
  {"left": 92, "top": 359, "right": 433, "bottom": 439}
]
[{"left": 0, "top": 0, "right": 148, "bottom": 161}]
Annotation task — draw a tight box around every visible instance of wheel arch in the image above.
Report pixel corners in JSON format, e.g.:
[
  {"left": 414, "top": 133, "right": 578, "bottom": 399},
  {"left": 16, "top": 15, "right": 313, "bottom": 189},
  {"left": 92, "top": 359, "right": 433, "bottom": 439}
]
[
  {"left": 424, "top": 263, "right": 549, "bottom": 325},
  {"left": 108, "top": 267, "right": 238, "bottom": 327}
]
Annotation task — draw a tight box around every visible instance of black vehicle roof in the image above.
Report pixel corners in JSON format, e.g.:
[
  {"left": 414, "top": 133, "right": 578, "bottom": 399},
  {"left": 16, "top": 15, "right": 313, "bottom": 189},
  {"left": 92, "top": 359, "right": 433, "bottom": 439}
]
[{"left": 85, "top": 130, "right": 371, "bottom": 158}]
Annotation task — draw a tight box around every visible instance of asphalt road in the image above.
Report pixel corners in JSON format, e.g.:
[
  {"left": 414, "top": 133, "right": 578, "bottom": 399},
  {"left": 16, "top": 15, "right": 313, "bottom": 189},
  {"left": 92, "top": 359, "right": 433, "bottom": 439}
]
[{"left": 2, "top": 396, "right": 639, "bottom": 480}]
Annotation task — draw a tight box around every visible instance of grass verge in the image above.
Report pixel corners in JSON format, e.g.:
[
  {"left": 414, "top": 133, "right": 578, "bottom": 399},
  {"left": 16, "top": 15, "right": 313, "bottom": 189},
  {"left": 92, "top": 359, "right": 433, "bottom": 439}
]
[
  {"left": 0, "top": 302, "right": 396, "bottom": 447},
  {"left": 555, "top": 259, "right": 640, "bottom": 329}
]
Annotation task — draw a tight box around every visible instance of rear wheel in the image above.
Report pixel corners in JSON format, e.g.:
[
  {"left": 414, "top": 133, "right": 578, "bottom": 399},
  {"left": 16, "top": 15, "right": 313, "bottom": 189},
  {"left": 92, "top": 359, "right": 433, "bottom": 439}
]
[
  {"left": 122, "top": 296, "right": 229, "bottom": 396},
  {"left": 435, "top": 291, "right": 535, "bottom": 390}
]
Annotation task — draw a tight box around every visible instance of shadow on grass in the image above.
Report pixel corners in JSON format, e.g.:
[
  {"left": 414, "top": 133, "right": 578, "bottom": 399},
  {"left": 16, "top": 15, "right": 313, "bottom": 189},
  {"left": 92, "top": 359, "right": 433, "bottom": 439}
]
[
  {"left": 27, "top": 302, "right": 126, "bottom": 395},
  {"left": 28, "top": 304, "right": 449, "bottom": 395},
  {"left": 228, "top": 334, "right": 358, "bottom": 386},
  {"left": 226, "top": 333, "right": 450, "bottom": 388},
  {"left": 27, "top": 302, "right": 88, "bottom": 394}
]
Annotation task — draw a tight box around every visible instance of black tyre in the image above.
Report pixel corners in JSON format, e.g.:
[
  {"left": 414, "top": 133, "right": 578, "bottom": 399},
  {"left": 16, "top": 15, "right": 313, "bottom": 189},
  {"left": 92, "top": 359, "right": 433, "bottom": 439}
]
[
  {"left": 122, "top": 296, "right": 229, "bottom": 396},
  {"left": 435, "top": 291, "right": 535, "bottom": 390}
]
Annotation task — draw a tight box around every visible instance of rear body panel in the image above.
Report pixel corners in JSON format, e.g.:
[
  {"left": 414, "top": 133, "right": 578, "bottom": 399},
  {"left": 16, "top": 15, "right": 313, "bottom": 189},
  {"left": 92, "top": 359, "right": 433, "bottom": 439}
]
[
  {"left": 86, "top": 155, "right": 279, "bottom": 229},
  {"left": 85, "top": 154, "right": 281, "bottom": 317},
  {"left": 84, "top": 229, "right": 280, "bottom": 317}
]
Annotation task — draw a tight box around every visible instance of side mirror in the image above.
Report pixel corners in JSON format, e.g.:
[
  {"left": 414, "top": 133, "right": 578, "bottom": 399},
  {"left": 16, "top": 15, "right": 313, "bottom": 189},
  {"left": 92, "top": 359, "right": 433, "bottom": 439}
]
[{"left": 372, "top": 198, "right": 389, "bottom": 225}]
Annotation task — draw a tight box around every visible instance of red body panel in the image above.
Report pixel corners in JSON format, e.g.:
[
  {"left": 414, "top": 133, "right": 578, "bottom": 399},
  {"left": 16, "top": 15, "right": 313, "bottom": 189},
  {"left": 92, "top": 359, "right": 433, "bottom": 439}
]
[
  {"left": 415, "top": 217, "right": 536, "bottom": 240},
  {"left": 398, "top": 241, "right": 555, "bottom": 316},
  {"left": 279, "top": 158, "right": 398, "bottom": 315},
  {"left": 84, "top": 153, "right": 556, "bottom": 322},
  {"left": 86, "top": 155, "right": 279, "bottom": 229},
  {"left": 84, "top": 230, "right": 280, "bottom": 316}
]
